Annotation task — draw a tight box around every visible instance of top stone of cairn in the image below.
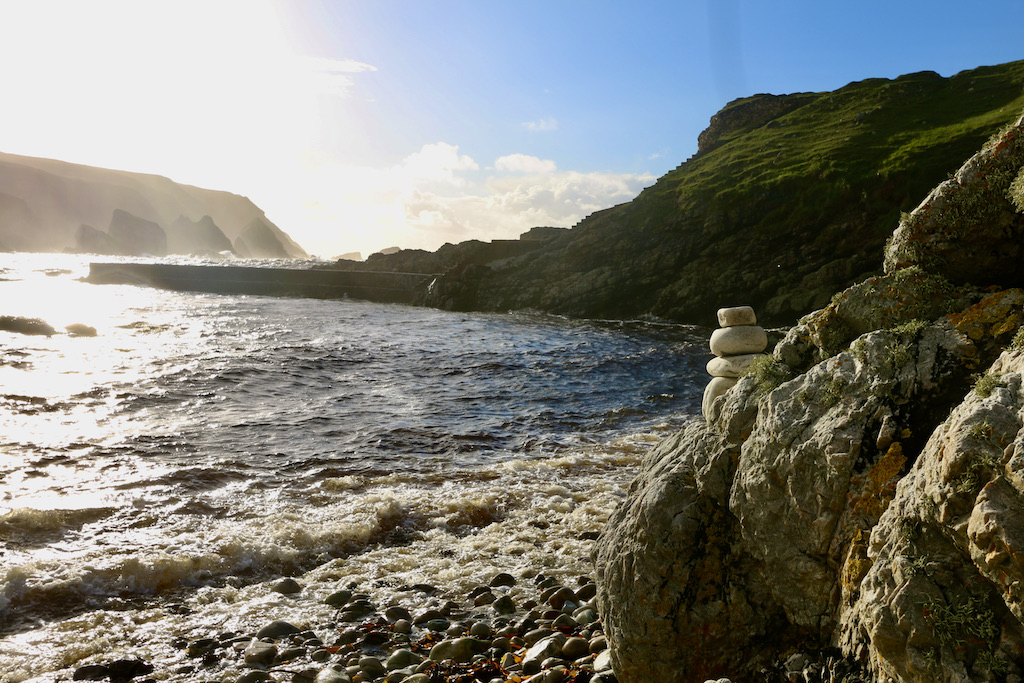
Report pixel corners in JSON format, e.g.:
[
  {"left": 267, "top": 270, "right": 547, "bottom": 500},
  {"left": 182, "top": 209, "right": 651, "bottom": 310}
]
[{"left": 717, "top": 306, "right": 756, "bottom": 327}]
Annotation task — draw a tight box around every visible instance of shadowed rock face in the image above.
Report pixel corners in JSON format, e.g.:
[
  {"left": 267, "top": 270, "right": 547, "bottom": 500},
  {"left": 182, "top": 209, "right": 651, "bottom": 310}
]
[
  {"left": 109, "top": 209, "right": 167, "bottom": 256},
  {"left": 885, "top": 113, "right": 1024, "bottom": 287},
  {"left": 168, "top": 215, "right": 234, "bottom": 256},
  {"left": 595, "top": 109, "right": 1024, "bottom": 682}
]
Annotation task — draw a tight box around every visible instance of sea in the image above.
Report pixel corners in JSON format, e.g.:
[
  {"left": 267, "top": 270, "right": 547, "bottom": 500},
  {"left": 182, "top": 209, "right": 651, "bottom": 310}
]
[{"left": 0, "top": 253, "right": 708, "bottom": 682}]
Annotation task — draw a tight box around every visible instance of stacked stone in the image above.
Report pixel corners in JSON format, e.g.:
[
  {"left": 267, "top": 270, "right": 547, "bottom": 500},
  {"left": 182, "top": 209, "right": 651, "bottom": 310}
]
[{"left": 702, "top": 306, "right": 768, "bottom": 419}]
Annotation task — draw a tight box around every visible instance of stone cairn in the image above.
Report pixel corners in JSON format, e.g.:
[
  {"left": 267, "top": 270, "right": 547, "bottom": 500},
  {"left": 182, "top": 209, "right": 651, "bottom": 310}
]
[{"left": 702, "top": 305, "right": 768, "bottom": 419}]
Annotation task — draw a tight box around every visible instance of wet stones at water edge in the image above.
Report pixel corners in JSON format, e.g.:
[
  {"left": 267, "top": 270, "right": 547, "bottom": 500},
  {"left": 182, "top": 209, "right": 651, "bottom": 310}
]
[
  {"left": 154, "top": 572, "right": 613, "bottom": 683},
  {"left": 702, "top": 306, "right": 767, "bottom": 419}
]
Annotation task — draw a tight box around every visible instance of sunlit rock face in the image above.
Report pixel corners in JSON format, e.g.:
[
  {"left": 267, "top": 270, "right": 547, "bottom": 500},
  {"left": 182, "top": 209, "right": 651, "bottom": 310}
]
[{"left": 595, "top": 110, "right": 1024, "bottom": 682}]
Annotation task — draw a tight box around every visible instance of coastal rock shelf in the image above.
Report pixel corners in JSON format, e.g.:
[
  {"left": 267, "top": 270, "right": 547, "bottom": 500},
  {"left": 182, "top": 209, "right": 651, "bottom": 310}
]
[{"left": 86, "top": 262, "right": 438, "bottom": 305}]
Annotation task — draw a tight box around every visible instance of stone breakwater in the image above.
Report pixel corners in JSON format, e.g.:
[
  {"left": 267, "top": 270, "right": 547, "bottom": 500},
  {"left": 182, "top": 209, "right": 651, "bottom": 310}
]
[
  {"left": 71, "top": 571, "right": 617, "bottom": 683},
  {"left": 702, "top": 306, "right": 767, "bottom": 418}
]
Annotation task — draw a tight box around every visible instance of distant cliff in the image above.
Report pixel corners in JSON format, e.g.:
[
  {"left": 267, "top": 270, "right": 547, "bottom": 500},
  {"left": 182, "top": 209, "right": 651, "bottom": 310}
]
[
  {"left": 0, "top": 151, "right": 307, "bottom": 258},
  {"left": 354, "top": 59, "right": 1024, "bottom": 327}
]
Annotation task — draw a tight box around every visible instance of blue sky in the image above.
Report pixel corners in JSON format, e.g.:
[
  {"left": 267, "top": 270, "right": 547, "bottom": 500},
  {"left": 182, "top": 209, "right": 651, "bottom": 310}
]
[{"left": 0, "top": 1, "right": 1021, "bottom": 258}]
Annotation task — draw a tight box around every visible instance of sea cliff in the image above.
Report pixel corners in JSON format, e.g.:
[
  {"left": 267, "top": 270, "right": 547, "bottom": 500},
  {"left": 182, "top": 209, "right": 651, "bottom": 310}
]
[
  {"left": 593, "top": 112, "right": 1024, "bottom": 681},
  {"left": 347, "top": 60, "right": 1024, "bottom": 328}
]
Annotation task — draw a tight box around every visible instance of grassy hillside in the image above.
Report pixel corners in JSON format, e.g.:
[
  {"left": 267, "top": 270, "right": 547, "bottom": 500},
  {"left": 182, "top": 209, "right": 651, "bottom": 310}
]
[{"left": 422, "top": 59, "right": 1024, "bottom": 326}]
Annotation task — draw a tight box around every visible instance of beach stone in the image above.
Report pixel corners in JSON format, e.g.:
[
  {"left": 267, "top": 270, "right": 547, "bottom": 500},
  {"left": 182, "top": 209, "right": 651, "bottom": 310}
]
[
  {"left": 706, "top": 353, "right": 763, "bottom": 379},
  {"left": 593, "top": 649, "right": 613, "bottom": 672},
  {"left": 0, "top": 316, "right": 55, "bottom": 336},
  {"left": 588, "top": 635, "right": 607, "bottom": 653},
  {"left": 552, "top": 613, "right": 577, "bottom": 630},
  {"left": 492, "top": 595, "right": 516, "bottom": 614},
  {"left": 575, "top": 583, "right": 597, "bottom": 601},
  {"left": 413, "top": 609, "right": 443, "bottom": 624},
  {"left": 473, "top": 591, "right": 497, "bottom": 606},
  {"left": 257, "top": 620, "right": 302, "bottom": 639},
  {"left": 358, "top": 656, "right": 385, "bottom": 677},
  {"left": 399, "top": 675, "right": 429, "bottom": 683},
  {"left": 469, "top": 621, "right": 492, "bottom": 638},
  {"left": 65, "top": 323, "right": 97, "bottom": 337},
  {"left": 235, "top": 672, "right": 270, "bottom": 683},
  {"left": 709, "top": 325, "right": 767, "bottom": 357},
  {"left": 522, "top": 633, "right": 567, "bottom": 673},
  {"left": 560, "top": 637, "right": 590, "bottom": 660},
  {"left": 244, "top": 641, "right": 278, "bottom": 667},
  {"left": 489, "top": 572, "right": 516, "bottom": 587},
  {"left": 717, "top": 306, "right": 756, "bottom": 327},
  {"left": 428, "top": 637, "right": 489, "bottom": 663},
  {"left": 546, "top": 586, "right": 576, "bottom": 609},
  {"left": 385, "top": 606, "right": 412, "bottom": 622},
  {"left": 386, "top": 648, "right": 421, "bottom": 670},
  {"left": 424, "top": 618, "right": 450, "bottom": 632},
  {"left": 313, "top": 666, "right": 352, "bottom": 683},
  {"left": 273, "top": 578, "right": 303, "bottom": 594},
  {"left": 325, "top": 589, "right": 352, "bottom": 607},
  {"left": 523, "top": 627, "right": 554, "bottom": 646},
  {"left": 392, "top": 619, "right": 412, "bottom": 634},
  {"left": 701, "top": 376, "right": 737, "bottom": 417}
]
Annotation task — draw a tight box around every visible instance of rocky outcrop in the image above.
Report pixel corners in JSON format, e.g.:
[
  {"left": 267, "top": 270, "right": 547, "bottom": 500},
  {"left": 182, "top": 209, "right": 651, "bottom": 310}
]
[
  {"left": 595, "top": 109, "right": 1024, "bottom": 682},
  {"left": 233, "top": 217, "right": 298, "bottom": 259},
  {"left": 167, "top": 214, "right": 234, "bottom": 256},
  {"left": 885, "top": 112, "right": 1024, "bottom": 286},
  {"left": 695, "top": 92, "right": 817, "bottom": 156},
  {"left": 74, "top": 224, "right": 120, "bottom": 255},
  {"left": 108, "top": 209, "right": 167, "bottom": 256}
]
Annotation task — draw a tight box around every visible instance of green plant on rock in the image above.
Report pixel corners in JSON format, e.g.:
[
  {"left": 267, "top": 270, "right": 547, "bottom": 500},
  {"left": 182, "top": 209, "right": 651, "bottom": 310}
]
[
  {"left": 1009, "top": 166, "right": 1024, "bottom": 213},
  {"left": 821, "top": 376, "right": 849, "bottom": 407},
  {"left": 1010, "top": 323, "right": 1024, "bottom": 351},
  {"left": 815, "top": 317, "right": 852, "bottom": 361},
  {"left": 975, "top": 648, "right": 1011, "bottom": 677},
  {"left": 742, "top": 355, "right": 793, "bottom": 398},
  {"left": 923, "top": 595, "right": 999, "bottom": 650},
  {"left": 966, "top": 420, "right": 995, "bottom": 444},
  {"left": 972, "top": 371, "right": 1006, "bottom": 398}
]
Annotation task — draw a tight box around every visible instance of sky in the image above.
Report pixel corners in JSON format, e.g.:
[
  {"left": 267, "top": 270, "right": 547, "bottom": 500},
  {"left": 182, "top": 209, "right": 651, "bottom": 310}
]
[{"left": 0, "top": 1, "right": 1021, "bottom": 259}]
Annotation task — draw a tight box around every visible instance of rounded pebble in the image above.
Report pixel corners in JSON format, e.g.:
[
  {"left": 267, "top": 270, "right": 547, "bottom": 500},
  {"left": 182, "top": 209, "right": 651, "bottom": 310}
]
[
  {"left": 717, "top": 305, "right": 756, "bottom": 327},
  {"left": 709, "top": 325, "right": 768, "bottom": 356},
  {"left": 272, "top": 578, "right": 303, "bottom": 594}
]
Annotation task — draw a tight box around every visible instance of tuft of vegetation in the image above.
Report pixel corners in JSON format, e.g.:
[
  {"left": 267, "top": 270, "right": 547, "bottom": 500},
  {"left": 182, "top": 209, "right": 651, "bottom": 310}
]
[
  {"left": 1011, "top": 324, "right": 1024, "bottom": 351},
  {"left": 821, "top": 377, "right": 849, "bottom": 407},
  {"left": 923, "top": 596, "right": 999, "bottom": 649},
  {"left": 1009, "top": 167, "right": 1024, "bottom": 213},
  {"left": 742, "top": 355, "right": 793, "bottom": 398},
  {"left": 972, "top": 371, "right": 1006, "bottom": 398}
]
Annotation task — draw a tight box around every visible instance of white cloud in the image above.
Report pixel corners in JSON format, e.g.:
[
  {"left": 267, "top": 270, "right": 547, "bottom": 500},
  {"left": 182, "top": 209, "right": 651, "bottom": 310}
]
[
  {"left": 267, "top": 141, "right": 655, "bottom": 259},
  {"left": 298, "top": 56, "right": 378, "bottom": 96},
  {"left": 494, "top": 154, "right": 557, "bottom": 174},
  {"left": 523, "top": 117, "right": 559, "bottom": 132}
]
